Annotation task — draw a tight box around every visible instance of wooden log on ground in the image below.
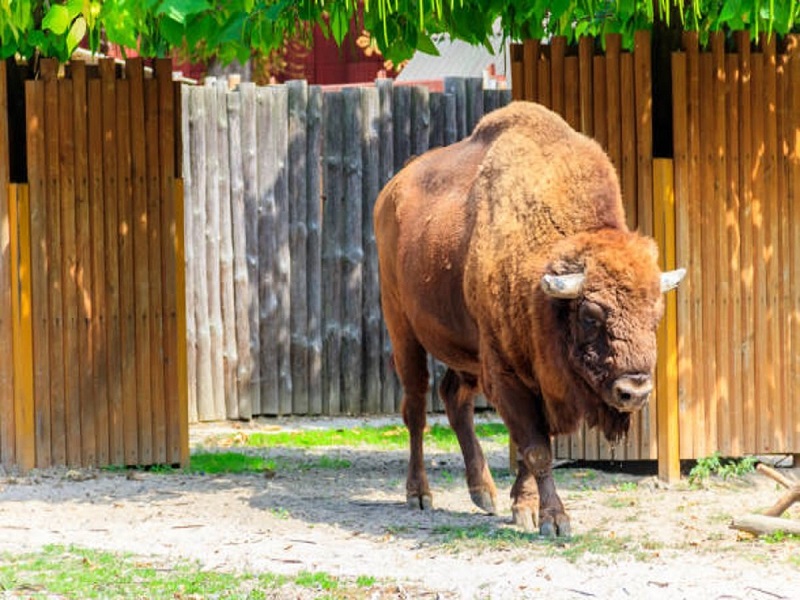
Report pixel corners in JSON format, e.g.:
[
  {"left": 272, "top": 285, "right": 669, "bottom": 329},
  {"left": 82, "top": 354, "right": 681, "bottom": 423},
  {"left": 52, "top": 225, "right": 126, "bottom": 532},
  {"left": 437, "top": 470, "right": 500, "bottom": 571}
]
[
  {"left": 757, "top": 463, "right": 800, "bottom": 517},
  {"left": 730, "top": 514, "right": 800, "bottom": 536}
]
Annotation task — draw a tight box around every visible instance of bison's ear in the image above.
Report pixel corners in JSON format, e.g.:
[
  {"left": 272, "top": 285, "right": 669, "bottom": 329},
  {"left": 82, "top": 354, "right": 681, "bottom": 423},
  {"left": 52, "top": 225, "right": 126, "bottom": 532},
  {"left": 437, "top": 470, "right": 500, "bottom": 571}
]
[
  {"left": 660, "top": 268, "right": 686, "bottom": 293},
  {"left": 541, "top": 273, "right": 585, "bottom": 299}
]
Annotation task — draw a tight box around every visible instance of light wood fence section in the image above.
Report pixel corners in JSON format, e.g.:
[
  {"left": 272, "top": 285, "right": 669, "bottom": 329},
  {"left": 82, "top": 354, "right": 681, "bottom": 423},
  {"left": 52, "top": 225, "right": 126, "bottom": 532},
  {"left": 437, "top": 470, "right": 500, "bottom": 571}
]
[
  {"left": 513, "top": 32, "right": 800, "bottom": 461},
  {"left": 183, "top": 79, "right": 512, "bottom": 421},
  {"left": 0, "top": 58, "right": 188, "bottom": 469}
]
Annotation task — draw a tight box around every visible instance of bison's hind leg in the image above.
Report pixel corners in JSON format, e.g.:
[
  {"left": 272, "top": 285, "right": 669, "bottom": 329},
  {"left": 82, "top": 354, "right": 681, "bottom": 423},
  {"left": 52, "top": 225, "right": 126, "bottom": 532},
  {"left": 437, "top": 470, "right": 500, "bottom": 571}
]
[
  {"left": 440, "top": 369, "right": 498, "bottom": 515},
  {"left": 384, "top": 307, "right": 433, "bottom": 510}
]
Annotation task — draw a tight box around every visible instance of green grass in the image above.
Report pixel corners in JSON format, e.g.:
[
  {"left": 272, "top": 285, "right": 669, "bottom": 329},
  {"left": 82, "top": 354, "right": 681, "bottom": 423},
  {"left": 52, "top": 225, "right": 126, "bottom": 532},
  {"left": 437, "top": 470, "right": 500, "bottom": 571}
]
[
  {"left": 688, "top": 452, "right": 757, "bottom": 487},
  {"left": 0, "top": 545, "right": 384, "bottom": 599},
  {"left": 221, "top": 422, "right": 509, "bottom": 452},
  {"left": 189, "top": 452, "right": 276, "bottom": 475}
]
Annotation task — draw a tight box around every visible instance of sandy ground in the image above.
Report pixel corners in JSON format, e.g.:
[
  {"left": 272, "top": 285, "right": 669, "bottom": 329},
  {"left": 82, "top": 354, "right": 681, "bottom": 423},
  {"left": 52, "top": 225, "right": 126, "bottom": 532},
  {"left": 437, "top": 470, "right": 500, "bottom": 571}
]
[{"left": 1, "top": 415, "right": 799, "bottom": 599}]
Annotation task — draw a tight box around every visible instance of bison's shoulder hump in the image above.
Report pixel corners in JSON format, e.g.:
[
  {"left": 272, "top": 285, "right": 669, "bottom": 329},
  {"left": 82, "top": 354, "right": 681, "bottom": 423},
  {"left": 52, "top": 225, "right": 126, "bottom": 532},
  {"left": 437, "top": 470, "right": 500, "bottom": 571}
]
[{"left": 472, "top": 101, "right": 576, "bottom": 146}]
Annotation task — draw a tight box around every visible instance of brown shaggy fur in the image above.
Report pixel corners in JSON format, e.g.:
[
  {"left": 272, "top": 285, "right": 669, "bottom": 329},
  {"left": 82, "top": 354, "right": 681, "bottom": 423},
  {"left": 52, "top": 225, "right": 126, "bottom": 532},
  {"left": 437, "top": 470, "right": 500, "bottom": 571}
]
[{"left": 374, "top": 101, "right": 671, "bottom": 531}]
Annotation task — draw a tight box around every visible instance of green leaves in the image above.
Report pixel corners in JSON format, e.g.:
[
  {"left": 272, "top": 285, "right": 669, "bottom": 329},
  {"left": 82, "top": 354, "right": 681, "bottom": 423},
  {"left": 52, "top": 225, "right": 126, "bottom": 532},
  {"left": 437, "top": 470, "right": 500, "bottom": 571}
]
[{"left": 3, "top": 0, "right": 800, "bottom": 67}]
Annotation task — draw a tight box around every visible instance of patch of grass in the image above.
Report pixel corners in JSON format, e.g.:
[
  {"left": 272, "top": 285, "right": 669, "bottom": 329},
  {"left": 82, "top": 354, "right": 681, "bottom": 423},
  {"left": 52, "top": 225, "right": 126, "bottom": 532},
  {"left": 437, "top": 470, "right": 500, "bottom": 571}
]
[
  {"left": 0, "top": 546, "right": 384, "bottom": 599},
  {"left": 545, "top": 531, "right": 649, "bottom": 563},
  {"left": 617, "top": 481, "right": 638, "bottom": 492},
  {"left": 762, "top": 530, "right": 800, "bottom": 544},
  {"left": 0, "top": 545, "right": 278, "bottom": 598},
  {"left": 688, "top": 452, "right": 756, "bottom": 487},
  {"left": 224, "top": 422, "right": 508, "bottom": 452},
  {"left": 188, "top": 452, "right": 276, "bottom": 475},
  {"left": 433, "top": 523, "right": 538, "bottom": 547}
]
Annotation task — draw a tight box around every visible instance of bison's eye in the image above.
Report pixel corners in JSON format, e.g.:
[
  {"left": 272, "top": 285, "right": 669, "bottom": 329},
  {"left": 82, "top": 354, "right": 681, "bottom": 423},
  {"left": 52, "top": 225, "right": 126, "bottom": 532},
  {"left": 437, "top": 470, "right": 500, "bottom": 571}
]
[{"left": 578, "top": 301, "right": 605, "bottom": 337}]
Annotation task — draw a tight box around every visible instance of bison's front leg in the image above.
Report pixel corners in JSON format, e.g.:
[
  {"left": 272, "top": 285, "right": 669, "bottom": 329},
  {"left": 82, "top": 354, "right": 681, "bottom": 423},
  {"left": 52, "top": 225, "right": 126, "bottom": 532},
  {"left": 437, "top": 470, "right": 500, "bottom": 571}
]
[
  {"left": 485, "top": 365, "right": 570, "bottom": 536},
  {"left": 513, "top": 444, "right": 570, "bottom": 537}
]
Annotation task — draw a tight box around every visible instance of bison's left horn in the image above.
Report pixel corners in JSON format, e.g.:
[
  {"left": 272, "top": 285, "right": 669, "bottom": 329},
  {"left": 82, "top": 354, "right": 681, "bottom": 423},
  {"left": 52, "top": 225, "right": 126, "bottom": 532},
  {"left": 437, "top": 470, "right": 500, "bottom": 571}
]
[
  {"left": 660, "top": 268, "right": 686, "bottom": 293},
  {"left": 541, "top": 273, "right": 585, "bottom": 299}
]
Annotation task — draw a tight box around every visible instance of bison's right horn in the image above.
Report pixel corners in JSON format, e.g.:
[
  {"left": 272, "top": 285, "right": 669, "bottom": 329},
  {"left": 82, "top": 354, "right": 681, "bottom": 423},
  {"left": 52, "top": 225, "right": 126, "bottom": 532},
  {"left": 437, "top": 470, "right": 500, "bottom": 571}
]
[
  {"left": 541, "top": 273, "right": 585, "bottom": 299},
  {"left": 660, "top": 268, "right": 686, "bottom": 293}
]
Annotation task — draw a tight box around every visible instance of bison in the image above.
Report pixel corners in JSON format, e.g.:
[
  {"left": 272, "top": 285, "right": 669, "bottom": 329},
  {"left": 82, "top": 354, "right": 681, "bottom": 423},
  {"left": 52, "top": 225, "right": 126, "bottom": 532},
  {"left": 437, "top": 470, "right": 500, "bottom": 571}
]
[{"left": 373, "top": 101, "right": 685, "bottom": 537}]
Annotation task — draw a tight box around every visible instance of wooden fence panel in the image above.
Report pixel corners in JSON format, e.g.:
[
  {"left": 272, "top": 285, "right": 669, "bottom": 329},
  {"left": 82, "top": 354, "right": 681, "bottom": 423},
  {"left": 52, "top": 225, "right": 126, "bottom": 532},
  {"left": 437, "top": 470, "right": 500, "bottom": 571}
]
[
  {"left": 2, "top": 59, "right": 187, "bottom": 470},
  {"left": 177, "top": 79, "right": 515, "bottom": 421}
]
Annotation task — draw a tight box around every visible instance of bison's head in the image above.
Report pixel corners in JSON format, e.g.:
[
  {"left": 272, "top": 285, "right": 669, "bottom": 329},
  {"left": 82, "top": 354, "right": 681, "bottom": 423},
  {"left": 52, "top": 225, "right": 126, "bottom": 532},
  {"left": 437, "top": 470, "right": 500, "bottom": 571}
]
[{"left": 539, "top": 230, "right": 684, "bottom": 417}]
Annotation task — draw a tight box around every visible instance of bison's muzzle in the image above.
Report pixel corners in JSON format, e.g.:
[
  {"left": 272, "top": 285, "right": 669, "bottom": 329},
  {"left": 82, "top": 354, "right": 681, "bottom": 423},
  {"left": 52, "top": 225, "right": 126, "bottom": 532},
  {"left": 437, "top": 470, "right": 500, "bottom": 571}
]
[{"left": 609, "top": 373, "right": 653, "bottom": 412}]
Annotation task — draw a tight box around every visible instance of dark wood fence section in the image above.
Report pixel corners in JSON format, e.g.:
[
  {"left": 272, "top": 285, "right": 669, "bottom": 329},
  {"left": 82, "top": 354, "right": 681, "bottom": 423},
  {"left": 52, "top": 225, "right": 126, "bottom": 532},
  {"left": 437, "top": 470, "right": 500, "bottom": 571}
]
[
  {"left": 0, "top": 58, "right": 188, "bottom": 470},
  {"left": 182, "top": 79, "right": 512, "bottom": 421}
]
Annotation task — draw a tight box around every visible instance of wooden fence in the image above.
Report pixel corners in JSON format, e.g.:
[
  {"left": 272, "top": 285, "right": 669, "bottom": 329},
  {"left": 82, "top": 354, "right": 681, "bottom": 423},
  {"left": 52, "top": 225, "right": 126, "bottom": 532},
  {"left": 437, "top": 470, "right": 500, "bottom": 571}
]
[
  {"left": 512, "top": 31, "right": 800, "bottom": 463},
  {"left": 182, "top": 78, "right": 512, "bottom": 421},
  {"left": 0, "top": 58, "right": 188, "bottom": 470}
]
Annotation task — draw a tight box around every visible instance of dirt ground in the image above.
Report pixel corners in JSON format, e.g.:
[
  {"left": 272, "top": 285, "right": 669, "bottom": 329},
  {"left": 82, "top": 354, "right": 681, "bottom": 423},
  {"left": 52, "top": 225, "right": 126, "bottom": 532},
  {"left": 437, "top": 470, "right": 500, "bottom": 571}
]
[{"left": 1, "top": 415, "right": 799, "bottom": 599}]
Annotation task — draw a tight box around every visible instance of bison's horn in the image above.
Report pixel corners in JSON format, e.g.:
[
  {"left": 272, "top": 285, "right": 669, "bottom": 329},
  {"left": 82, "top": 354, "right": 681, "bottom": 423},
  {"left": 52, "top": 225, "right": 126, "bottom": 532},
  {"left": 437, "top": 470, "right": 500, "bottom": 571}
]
[
  {"left": 660, "top": 268, "right": 686, "bottom": 293},
  {"left": 541, "top": 273, "right": 585, "bottom": 299}
]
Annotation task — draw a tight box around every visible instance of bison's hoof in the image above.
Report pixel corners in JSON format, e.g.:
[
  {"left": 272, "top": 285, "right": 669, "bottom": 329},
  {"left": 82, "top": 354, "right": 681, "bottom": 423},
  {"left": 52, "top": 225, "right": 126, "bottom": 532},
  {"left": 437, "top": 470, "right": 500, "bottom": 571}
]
[
  {"left": 512, "top": 506, "right": 538, "bottom": 532},
  {"left": 540, "top": 514, "right": 571, "bottom": 538},
  {"left": 469, "top": 489, "right": 498, "bottom": 515},
  {"left": 407, "top": 493, "right": 433, "bottom": 510}
]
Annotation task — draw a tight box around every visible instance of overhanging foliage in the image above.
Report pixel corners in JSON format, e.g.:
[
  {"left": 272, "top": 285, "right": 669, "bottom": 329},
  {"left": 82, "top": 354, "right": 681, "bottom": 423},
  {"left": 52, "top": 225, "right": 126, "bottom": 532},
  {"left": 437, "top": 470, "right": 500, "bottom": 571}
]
[{"left": 1, "top": 1, "right": 799, "bottom": 66}]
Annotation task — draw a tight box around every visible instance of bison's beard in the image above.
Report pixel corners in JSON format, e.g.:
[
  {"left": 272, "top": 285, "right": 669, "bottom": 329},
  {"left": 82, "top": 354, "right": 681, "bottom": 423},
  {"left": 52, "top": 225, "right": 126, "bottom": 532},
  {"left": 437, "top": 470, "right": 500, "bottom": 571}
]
[{"left": 585, "top": 403, "right": 631, "bottom": 443}]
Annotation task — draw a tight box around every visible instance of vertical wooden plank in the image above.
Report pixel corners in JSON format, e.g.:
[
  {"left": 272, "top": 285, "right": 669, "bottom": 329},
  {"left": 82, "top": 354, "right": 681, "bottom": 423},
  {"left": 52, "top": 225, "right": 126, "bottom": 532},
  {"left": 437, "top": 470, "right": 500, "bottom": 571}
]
[
  {"left": 189, "top": 87, "right": 214, "bottom": 420},
  {"left": 156, "top": 61, "right": 184, "bottom": 465},
  {"left": 72, "top": 62, "right": 95, "bottom": 466},
  {"left": 377, "top": 79, "right": 399, "bottom": 413},
  {"left": 203, "top": 83, "right": 226, "bottom": 420},
  {"left": 393, "top": 85, "right": 411, "bottom": 170},
  {"left": 9, "top": 185, "right": 35, "bottom": 470},
  {"left": 273, "top": 86, "right": 292, "bottom": 416},
  {"left": 88, "top": 79, "right": 109, "bottom": 466},
  {"left": 58, "top": 76, "right": 80, "bottom": 467},
  {"left": 751, "top": 47, "right": 769, "bottom": 454},
  {"left": 725, "top": 53, "right": 743, "bottom": 456},
  {"left": 634, "top": 30, "right": 653, "bottom": 236},
  {"left": 322, "top": 91, "right": 344, "bottom": 415},
  {"left": 443, "top": 78, "right": 467, "bottom": 140},
  {"left": 698, "top": 51, "right": 719, "bottom": 455},
  {"left": 361, "top": 86, "right": 382, "bottom": 414},
  {"left": 736, "top": 32, "right": 756, "bottom": 455},
  {"left": 464, "top": 77, "right": 483, "bottom": 134},
  {"left": 523, "top": 40, "right": 539, "bottom": 102},
  {"left": 550, "top": 36, "right": 566, "bottom": 118},
  {"left": 288, "top": 80, "right": 309, "bottom": 415},
  {"left": 634, "top": 31, "right": 655, "bottom": 459},
  {"left": 605, "top": 34, "right": 623, "bottom": 187},
  {"left": 100, "top": 59, "right": 123, "bottom": 465},
  {"left": 411, "top": 86, "right": 430, "bottom": 157},
  {"left": 761, "top": 35, "right": 781, "bottom": 453},
  {"left": 128, "top": 58, "right": 151, "bottom": 465},
  {"left": 578, "top": 36, "right": 594, "bottom": 136},
  {"left": 671, "top": 51, "right": 693, "bottom": 459},
  {"left": 145, "top": 78, "right": 166, "bottom": 463},
  {"left": 227, "top": 89, "right": 253, "bottom": 420},
  {"left": 342, "top": 87, "right": 364, "bottom": 414},
  {"left": 683, "top": 33, "right": 707, "bottom": 458},
  {"left": 256, "top": 88, "right": 279, "bottom": 416},
  {"left": 711, "top": 34, "right": 731, "bottom": 456},
  {"left": 215, "top": 82, "right": 238, "bottom": 420},
  {"left": 43, "top": 60, "right": 66, "bottom": 466},
  {"left": 180, "top": 85, "right": 197, "bottom": 424},
  {"left": 776, "top": 47, "right": 791, "bottom": 452},
  {"left": 174, "top": 176, "right": 190, "bottom": 467},
  {"left": 654, "top": 159, "right": 680, "bottom": 482},
  {"left": 786, "top": 36, "right": 800, "bottom": 453},
  {"left": 306, "top": 85, "right": 324, "bottom": 415},
  {"left": 620, "top": 53, "right": 638, "bottom": 232},
  {"left": 428, "top": 92, "right": 444, "bottom": 148},
  {"left": 0, "top": 59, "right": 14, "bottom": 467},
  {"left": 116, "top": 77, "right": 138, "bottom": 465},
  {"left": 510, "top": 44, "right": 524, "bottom": 102},
  {"left": 537, "top": 52, "right": 551, "bottom": 108}
]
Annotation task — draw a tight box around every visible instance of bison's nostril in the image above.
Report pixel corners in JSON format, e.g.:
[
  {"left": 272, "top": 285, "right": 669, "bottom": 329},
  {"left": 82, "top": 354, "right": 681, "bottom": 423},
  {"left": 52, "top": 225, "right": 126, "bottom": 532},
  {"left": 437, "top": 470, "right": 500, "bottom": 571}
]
[{"left": 611, "top": 374, "right": 653, "bottom": 410}]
